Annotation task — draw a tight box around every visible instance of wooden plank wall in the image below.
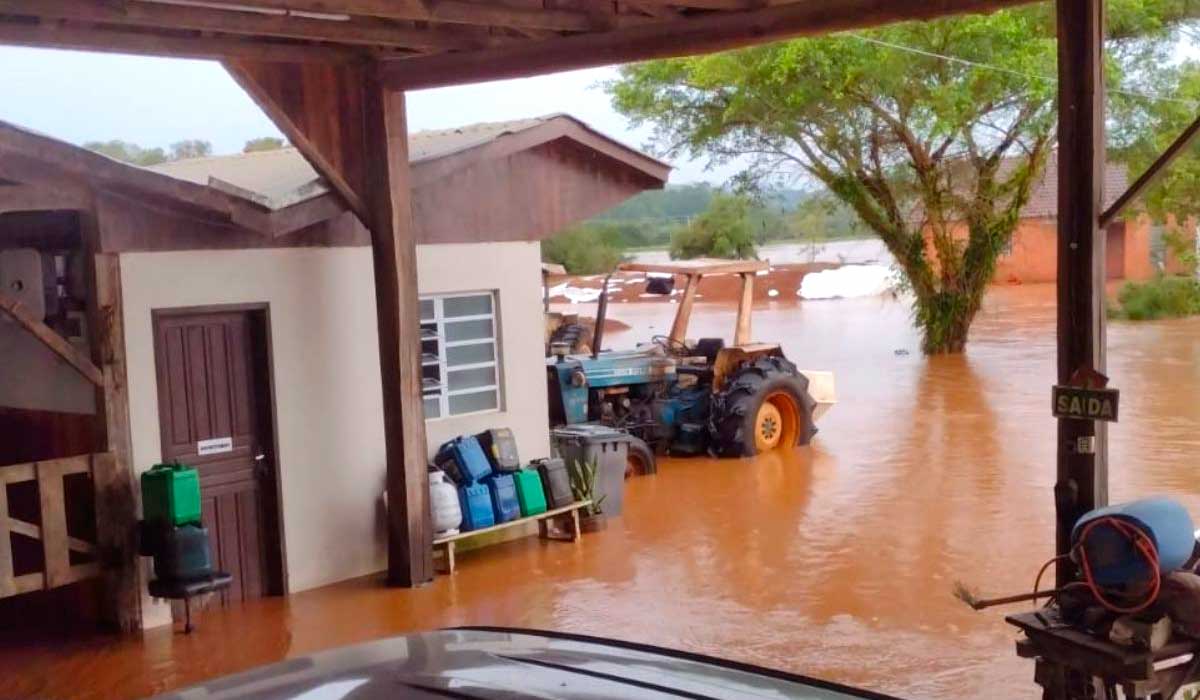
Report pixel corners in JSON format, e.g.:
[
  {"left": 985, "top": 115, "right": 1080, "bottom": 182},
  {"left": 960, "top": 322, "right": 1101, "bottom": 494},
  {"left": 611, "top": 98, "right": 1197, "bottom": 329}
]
[{"left": 0, "top": 407, "right": 101, "bottom": 465}]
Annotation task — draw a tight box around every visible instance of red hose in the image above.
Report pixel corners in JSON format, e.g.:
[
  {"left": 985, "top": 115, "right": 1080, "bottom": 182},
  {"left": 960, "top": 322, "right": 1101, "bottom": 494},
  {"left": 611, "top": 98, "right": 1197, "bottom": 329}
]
[{"left": 1075, "top": 516, "right": 1162, "bottom": 614}]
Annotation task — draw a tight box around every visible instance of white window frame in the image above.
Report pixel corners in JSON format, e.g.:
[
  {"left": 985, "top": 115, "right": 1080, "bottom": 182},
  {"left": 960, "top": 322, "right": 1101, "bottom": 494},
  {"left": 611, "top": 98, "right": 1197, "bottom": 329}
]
[{"left": 420, "top": 291, "right": 502, "bottom": 421}]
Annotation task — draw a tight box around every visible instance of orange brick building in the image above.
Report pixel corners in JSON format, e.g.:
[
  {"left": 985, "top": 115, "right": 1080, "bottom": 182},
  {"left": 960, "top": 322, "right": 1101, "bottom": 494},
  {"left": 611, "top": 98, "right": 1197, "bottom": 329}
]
[{"left": 929, "top": 156, "right": 1170, "bottom": 285}]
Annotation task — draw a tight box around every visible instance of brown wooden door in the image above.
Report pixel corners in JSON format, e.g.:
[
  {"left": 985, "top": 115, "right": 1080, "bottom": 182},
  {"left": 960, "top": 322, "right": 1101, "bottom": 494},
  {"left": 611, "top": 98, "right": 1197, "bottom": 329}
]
[{"left": 153, "top": 309, "right": 280, "bottom": 604}]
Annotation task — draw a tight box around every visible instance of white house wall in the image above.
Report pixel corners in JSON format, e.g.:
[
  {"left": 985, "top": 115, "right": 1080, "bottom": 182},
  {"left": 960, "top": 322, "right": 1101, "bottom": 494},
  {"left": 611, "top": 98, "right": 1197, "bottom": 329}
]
[{"left": 120, "top": 241, "right": 551, "bottom": 601}]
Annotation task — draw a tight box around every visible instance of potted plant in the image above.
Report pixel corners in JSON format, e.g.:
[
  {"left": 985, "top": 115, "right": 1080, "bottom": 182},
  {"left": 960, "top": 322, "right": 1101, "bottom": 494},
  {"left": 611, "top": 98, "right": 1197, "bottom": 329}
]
[{"left": 568, "top": 456, "right": 607, "bottom": 533}]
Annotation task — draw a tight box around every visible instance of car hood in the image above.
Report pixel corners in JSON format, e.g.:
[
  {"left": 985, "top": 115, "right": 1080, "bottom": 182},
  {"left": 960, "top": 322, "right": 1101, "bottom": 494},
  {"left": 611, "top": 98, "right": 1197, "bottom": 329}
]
[{"left": 153, "top": 627, "right": 898, "bottom": 700}]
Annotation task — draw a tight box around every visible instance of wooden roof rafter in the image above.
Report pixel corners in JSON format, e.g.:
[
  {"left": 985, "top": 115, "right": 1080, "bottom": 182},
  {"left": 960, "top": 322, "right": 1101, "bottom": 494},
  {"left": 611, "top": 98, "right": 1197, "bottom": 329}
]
[{"left": 0, "top": 0, "right": 1043, "bottom": 72}]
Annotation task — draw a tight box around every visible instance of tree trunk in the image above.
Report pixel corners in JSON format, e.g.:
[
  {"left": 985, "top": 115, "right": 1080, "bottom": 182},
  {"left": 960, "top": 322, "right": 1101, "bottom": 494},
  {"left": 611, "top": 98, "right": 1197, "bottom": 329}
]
[
  {"left": 914, "top": 290, "right": 981, "bottom": 355},
  {"left": 922, "top": 314, "right": 971, "bottom": 354}
]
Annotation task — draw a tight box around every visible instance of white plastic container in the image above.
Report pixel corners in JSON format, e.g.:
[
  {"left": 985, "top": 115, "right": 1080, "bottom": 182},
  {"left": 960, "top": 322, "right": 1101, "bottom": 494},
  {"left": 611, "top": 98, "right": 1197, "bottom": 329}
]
[{"left": 429, "top": 471, "right": 462, "bottom": 535}]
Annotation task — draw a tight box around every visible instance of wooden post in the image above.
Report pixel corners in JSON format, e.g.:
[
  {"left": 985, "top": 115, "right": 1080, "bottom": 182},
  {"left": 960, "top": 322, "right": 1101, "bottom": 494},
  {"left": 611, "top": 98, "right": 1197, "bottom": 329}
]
[
  {"left": 669, "top": 274, "right": 701, "bottom": 344},
  {"left": 734, "top": 272, "right": 754, "bottom": 346},
  {"left": 362, "top": 77, "right": 434, "bottom": 587},
  {"left": 83, "top": 207, "right": 143, "bottom": 631},
  {"left": 1054, "top": 0, "right": 1108, "bottom": 588}
]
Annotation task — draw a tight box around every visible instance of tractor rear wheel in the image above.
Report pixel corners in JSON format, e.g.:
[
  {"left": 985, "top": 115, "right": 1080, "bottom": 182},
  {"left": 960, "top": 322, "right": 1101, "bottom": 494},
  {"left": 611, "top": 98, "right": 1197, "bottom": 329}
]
[
  {"left": 708, "top": 356, "right": 817, "bottom": 457},
  {"left": 625, "top": 436, "right": 656, "bottom": 478}
]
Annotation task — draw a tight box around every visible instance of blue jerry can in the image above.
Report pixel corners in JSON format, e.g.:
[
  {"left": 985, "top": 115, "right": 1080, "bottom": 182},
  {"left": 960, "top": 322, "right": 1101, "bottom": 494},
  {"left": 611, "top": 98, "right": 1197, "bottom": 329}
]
[
  {"left": 458, "top": 483, "right": 495, "bottom": 531},
  {"left": 436, "top": 435, "right": 493, "bottom": 485},
  {"left": 485, "top": 473, "right": 521, "bottom": 524}
]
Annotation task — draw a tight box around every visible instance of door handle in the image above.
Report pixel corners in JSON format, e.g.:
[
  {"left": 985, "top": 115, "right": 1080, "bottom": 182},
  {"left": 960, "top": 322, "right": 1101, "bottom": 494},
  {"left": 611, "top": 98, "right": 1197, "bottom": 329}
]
[{"left": 254, "top": 453, "right": 269, "bottom": 478}]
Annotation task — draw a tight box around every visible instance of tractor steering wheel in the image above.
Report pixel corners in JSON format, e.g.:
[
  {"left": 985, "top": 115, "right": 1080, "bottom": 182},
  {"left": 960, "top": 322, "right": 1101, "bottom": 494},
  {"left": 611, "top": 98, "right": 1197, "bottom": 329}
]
[{"left": 652, "top": 335, "right": 691, "bottom": 356}]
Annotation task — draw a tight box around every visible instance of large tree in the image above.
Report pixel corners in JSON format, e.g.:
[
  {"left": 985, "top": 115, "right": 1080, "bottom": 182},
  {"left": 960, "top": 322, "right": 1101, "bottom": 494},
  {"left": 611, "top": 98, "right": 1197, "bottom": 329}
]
[{"left": 610, "top": 2, "right": 1194, "bottom": 353}]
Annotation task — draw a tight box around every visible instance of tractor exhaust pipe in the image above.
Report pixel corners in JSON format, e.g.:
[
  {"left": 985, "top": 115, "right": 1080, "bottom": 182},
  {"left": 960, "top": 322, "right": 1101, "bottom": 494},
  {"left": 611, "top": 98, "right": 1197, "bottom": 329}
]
[{"left": 592, "top": 273, "right": 612, "bottom": 359}]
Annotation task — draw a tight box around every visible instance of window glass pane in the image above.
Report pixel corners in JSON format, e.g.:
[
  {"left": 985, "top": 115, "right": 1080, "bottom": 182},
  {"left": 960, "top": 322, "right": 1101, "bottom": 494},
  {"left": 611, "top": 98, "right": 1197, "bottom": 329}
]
[
  {"left": 423, "top": 397, "right": 441, "bottom": 419},
  {"left": 449, "top": 390, "right": 498, "bottom": 415},
  {"left": 448, "top": 366, "right": 496, "bottom": 392},
  {"left": 446, "top": 342, "right": 495, "bottom": 367},
  {"left": 443, "top": 294, "right": 492, "bottom": 318},
  {"left": 420, "top": 299, "right": 435, "bottom": 321},
  {"left": 444, "top": 318, "right": 493, "bottom": 343}
]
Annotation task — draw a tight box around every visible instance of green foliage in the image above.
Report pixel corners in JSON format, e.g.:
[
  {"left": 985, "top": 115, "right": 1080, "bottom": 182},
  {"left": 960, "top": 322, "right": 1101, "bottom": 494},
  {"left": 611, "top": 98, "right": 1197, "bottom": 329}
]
[
  {"left": 84, "top": 138, "right": 214, "bottom": 165},
  {"left": 1164, "top": 225, "right": 1199, "bottom": 275},
  {"left": 566, "top": 457, "right": 605, "bottom": 515},
  {"left": 595, "top": 183, "right": 718, "bottom": 222},
  {"left": 243, "top": 137, "right": 286, "bottom": 153},
  {"left": 541, "top": 222, "right": 627, "bottom": 274},
  {"left": 609, "top": 2, "right": 1192, "bottom": 353},
  {"left": 669, "top": 193, "right": 758, "bottom": 260},
  {"left": 1110, "top": 275, "right": 1200, "bottom": 320},
  {"left": 82, "top": 139, "right": 168, "bottom": 166},
  {"left": 169, "top": 140, "right": 212, "bottom": 160}
]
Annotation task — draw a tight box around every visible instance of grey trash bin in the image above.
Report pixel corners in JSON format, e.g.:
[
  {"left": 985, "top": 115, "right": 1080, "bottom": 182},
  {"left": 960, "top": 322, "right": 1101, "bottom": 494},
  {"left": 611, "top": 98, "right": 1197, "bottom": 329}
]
[{"left": 550, "top": 424, "right": 630, "bottom": 516}]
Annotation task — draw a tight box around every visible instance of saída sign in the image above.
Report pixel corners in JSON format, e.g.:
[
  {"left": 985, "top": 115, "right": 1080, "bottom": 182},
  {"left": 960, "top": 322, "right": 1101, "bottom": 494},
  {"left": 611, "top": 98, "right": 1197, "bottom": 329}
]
[
  {"left": 1053, "top": 366, "right": 1119, "bottom": 422},
  {"left": 1053, "top": 386, "right": 1119, "bottom": 422}
]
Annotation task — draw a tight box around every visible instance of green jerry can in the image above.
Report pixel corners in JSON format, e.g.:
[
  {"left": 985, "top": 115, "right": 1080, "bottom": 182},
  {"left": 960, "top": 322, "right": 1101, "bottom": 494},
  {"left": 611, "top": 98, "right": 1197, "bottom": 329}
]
[
  {"left": 141, "top": 464, "right": 202, "bottom": 527},
  {"left": 513, "top": 468, "right": 547, "bottom": 517}
]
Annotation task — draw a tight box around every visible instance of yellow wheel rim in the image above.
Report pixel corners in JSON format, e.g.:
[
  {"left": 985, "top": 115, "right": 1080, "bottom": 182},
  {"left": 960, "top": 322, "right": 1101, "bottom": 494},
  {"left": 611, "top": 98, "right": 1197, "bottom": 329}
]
[{"left": 753, "top": 391, "right": 801, "bottom": 453}]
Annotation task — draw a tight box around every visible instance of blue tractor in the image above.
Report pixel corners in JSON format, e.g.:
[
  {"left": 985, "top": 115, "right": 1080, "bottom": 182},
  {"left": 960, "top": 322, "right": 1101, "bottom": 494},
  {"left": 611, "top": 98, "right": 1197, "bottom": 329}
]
[{"left": 547, "top": 260, "right": 835, "bottom": 467}]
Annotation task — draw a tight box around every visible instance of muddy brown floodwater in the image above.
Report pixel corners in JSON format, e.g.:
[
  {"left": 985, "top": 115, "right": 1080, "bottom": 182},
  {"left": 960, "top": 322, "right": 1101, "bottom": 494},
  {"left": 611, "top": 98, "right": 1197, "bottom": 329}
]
[{"left": 4, "top": 284, "right": 1200, "bottom": 700}]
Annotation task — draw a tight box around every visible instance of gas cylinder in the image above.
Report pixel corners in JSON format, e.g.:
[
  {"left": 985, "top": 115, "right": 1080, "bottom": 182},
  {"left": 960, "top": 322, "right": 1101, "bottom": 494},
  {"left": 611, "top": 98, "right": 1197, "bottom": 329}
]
[
  {"left": 1072, "top": 497, "right": 1195, "bottom": 587},
  {"left": 429, "top": 470, "right": 463, "bottom": 535}
]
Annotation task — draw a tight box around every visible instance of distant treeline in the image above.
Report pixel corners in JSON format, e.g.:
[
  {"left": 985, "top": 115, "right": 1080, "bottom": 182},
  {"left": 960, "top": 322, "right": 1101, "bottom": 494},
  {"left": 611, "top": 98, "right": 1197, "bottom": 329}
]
[{"left": 543, "top": 183, "right": 870, "bottom": 274}]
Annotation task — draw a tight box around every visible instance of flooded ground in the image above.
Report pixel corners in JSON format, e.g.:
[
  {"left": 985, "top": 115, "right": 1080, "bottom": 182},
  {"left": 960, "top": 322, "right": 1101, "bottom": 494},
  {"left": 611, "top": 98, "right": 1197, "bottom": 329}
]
[{"left": 5, "top": 284, "right": 1200, "bottom": 699}]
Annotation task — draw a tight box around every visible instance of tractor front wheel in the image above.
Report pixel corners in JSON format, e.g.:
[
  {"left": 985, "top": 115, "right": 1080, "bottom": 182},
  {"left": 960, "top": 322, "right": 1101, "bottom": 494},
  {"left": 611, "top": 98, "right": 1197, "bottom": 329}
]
[{"left": 709, "top": 356, "right": 817, "bottom": 457}]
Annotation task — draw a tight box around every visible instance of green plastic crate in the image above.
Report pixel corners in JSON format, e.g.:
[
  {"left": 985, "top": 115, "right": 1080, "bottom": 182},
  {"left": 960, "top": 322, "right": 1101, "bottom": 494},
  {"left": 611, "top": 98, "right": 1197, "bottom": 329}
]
[
  {"left": 513, "top": 468, "right": 547, "bottom": 517},
  {"left": 141, "top": 464, "right": 202, "bottom": 527}
]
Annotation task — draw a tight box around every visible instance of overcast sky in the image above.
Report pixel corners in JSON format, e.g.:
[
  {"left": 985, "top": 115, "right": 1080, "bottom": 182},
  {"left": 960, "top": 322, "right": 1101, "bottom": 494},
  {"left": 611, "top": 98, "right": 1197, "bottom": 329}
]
[{"left": 0, "top": 46, "right": 741, "bottom": 184}]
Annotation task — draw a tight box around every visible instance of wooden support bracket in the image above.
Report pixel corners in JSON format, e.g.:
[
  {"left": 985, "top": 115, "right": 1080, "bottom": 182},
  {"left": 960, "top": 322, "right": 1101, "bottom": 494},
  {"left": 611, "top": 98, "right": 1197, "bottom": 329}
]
[
  {"left": 1101, "top": 111, "right": 1200, "bottom": 228},
  {"left": 0, "top": 289, "right": 103, "bottom": 387}
]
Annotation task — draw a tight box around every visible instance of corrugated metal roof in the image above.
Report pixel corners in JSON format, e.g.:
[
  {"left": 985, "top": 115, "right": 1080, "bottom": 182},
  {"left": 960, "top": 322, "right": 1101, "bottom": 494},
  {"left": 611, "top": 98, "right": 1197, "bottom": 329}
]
[{"left": 147, "top": 114, "right": 657, "bottom": 210}]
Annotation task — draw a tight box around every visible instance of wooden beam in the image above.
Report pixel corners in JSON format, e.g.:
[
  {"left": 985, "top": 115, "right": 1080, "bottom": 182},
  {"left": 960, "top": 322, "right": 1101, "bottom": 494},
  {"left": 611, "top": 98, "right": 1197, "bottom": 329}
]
[
  {"left": 225, "top": 61, "right": 369, "bottom": 220},
  {"left": 86, "top": 242, "right": 143, "bottom": 633},
  {"left": 1101, "top": 111, "right": 1200, "bottom": 227},
  {"left": 0, "top": 476, "right": 13, "bottom": 599},
  {"left": 0, "top": 0, "right": 495, "bottom": 51},
  {"left": 0, "top": 185, "right": 90, "bottom": 214},
  {"left": 36, "top": 458, "right": 73, "bottom": 589},
  {"left": 362, "top": 79, "right": 433, "bottom": 587},
  {"left": 0, "top": 290, "right": 104, "bottom": 387},
  {"left": 0, "top": 19, "right": 363, "bottom": 63},
  {"left": 189, "top": 0, "right": 601, "bottom": 32},
  {"left": 734, "top": 272, "right": 754, "bottom": 346},
  {"left": 269, "top": 193, "right": 348, "bottom": 237},
  {"left": 1054, "top": 0, "right": 1107, "bottom": 588},
  {"left": 378, "top": 0, "right": 1039, "bottom": 89},
  {"left": 669, "top": 273, "right": 701, "bottom": 343}
]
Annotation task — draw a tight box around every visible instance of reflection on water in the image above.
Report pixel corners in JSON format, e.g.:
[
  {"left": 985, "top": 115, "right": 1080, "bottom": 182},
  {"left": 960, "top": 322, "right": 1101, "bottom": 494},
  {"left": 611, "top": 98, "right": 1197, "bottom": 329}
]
[{"left": 4, "top": 284, "right": 1200, "bottom": 699}]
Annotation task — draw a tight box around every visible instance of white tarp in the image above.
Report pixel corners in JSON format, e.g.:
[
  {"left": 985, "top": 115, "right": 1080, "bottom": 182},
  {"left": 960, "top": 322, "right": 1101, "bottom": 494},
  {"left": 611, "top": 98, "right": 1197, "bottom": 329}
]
[{"left": 799, "top": 264, "right": 898, "bottom": 300}]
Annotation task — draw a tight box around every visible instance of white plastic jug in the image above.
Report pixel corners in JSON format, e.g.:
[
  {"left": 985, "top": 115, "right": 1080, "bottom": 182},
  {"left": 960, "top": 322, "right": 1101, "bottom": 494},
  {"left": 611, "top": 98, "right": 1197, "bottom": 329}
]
[{"left": 429, "top": 471, "right": 462, "bottom": 535}]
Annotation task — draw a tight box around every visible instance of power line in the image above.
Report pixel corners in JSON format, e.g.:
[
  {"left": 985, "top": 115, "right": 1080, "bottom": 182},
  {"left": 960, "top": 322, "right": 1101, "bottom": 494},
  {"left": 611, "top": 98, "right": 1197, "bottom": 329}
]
[{"left": 848, "top": 33, "right": 1200, "bottom": 109}]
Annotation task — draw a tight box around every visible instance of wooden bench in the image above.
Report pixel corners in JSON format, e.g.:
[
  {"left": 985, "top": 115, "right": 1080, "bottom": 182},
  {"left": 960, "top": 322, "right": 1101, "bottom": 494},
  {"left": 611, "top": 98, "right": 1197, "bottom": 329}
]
[{"left": 432, "top": 500, "right": 591, "bottom": 575}]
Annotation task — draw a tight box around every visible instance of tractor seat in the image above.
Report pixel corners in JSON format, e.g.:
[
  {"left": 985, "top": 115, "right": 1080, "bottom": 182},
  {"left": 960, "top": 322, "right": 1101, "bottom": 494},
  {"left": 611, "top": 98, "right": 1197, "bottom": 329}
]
[{"left": 691, "top": 338, "right": 725, "bottom": 364}]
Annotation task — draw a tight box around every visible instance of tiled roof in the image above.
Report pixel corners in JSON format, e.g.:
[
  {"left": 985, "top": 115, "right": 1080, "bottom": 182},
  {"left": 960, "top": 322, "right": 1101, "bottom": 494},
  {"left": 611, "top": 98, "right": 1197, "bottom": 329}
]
[{"left": 1019, "top": 153, "right": 1129, "bottom": 219}]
